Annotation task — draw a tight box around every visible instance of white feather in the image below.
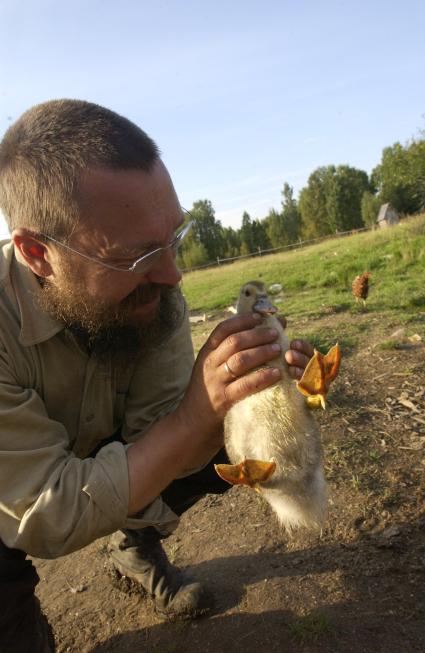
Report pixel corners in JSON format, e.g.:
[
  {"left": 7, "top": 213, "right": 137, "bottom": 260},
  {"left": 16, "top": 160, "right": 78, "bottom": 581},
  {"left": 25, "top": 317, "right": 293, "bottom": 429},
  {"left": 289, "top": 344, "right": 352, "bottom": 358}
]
[{"left": 224, "top": 281, "right": 327, "bottom": 531}]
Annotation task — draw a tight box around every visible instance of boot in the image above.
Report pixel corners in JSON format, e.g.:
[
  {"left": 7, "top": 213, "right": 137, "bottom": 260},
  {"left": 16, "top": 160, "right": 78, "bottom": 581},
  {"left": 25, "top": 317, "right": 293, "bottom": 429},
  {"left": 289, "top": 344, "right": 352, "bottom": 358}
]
[{"left": 107, "top": 528, "right": 210, "bottom": 619}]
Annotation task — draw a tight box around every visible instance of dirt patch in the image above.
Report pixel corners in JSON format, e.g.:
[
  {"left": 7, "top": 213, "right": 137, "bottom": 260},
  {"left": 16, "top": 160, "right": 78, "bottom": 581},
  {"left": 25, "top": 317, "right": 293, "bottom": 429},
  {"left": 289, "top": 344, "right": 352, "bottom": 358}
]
[{"left": 34, "top": 312, "right": 425, "bottom": 652}]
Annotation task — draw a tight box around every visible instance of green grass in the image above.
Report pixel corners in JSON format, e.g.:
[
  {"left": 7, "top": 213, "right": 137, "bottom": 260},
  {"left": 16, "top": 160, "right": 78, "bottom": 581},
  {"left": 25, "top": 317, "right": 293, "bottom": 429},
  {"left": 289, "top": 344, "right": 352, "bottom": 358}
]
[
  {"left": 288, "top": 612, "right": 331, "bottom": 642},
  {"left": 378, "top": 340, "right": 403, "bottom": 351},
  {"left": 181, "top": 214, "right": 425, "bottom": 323}
]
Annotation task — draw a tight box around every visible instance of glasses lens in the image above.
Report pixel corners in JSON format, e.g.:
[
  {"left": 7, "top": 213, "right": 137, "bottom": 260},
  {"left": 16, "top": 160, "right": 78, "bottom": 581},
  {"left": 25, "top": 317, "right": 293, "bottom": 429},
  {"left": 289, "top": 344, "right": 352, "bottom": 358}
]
[
  {"left": 131, "top": 249, "right": 163, "bottom": 274},
  {"left": 178, "top": 220, "right": 193, "bottom": 243},
  {"left": 130, "top": 218, "right": 193, "bottom": 274}
]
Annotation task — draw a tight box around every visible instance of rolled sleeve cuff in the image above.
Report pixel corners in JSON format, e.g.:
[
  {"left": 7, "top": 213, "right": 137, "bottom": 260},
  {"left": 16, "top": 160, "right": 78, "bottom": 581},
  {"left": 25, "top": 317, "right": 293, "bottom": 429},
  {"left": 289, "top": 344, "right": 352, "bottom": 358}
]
[
  {"left": 82, "top": 441, "right": 131, "bottom": 529},
  {"left": 84, "top": 442, "right": 180, "bottom": 535}
]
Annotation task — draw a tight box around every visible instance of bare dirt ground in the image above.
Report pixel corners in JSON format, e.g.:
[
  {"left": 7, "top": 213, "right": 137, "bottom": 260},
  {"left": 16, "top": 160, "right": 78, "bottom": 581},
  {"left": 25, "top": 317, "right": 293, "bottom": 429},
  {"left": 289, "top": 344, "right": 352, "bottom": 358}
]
[{"left": 34, "top": 310, "right": 425, "bottom": 653}]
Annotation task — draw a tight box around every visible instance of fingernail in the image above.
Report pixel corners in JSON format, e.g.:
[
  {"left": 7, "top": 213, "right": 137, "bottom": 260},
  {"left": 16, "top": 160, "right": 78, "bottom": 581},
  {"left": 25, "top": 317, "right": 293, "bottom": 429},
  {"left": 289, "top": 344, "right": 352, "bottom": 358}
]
[
  {"left": 271, "top": 343, "right": 281, "bottom": 351},
  {"left": 271, "top": 368, "right": 281, "bottom": 377},
  {"left": 269, "top": 328, "right": 278, "bottom": 337},
  {"left": 252, "top": 313, "right": 262, "bottom": 320}
]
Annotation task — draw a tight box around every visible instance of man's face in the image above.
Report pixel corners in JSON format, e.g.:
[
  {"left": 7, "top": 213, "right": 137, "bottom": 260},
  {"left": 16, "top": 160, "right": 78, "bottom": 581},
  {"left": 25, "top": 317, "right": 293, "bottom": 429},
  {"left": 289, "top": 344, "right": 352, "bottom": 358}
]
[{"left": 38, "top": 161, "right": 185, "bottom": 352}]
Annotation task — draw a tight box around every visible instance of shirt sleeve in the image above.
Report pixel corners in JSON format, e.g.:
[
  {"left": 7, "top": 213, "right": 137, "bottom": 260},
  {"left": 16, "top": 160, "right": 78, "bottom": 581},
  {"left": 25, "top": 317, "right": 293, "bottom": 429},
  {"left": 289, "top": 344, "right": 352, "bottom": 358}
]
[
  {"left": 0, "top": 302, "right": 196, "bottom": 558},
  {"left": 0, "top": 343, "right": 133, "bottom": 558}
]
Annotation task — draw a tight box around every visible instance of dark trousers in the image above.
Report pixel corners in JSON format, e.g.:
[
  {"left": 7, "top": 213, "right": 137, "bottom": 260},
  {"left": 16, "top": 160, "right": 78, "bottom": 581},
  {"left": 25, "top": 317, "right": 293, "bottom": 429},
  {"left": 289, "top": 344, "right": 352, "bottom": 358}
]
[
  {"left": 0, "top": 445, "right": 230, "bottom": 652},
  {"left": 0, "top": 541, "right": 55, "bottom": 653}
]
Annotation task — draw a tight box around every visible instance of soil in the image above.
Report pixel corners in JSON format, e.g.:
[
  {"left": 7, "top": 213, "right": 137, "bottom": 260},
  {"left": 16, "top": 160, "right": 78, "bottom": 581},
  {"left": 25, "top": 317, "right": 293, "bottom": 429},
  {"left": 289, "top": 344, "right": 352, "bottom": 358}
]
[{"left": 33, "top": 310, "right": 425, "bottom": 653}]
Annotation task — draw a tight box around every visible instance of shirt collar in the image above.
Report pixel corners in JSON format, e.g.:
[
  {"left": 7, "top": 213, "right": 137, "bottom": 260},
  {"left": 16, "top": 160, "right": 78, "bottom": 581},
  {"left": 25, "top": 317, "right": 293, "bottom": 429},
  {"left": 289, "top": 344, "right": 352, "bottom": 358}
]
[{"left": 9, "top": 246, "right": 64, "bottom": 346}]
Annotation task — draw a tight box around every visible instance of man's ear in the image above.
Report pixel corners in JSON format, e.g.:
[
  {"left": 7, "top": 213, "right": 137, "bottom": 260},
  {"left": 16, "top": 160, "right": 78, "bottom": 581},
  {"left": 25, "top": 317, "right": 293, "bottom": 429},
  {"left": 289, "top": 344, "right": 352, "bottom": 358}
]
[{"left": 12, "top": 229, "right": 53, "bottom": 277}]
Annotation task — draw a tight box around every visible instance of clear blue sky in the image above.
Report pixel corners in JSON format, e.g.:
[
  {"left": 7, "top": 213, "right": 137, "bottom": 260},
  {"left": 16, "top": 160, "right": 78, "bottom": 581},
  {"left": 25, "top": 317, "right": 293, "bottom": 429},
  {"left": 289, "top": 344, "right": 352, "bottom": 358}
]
[{"left": 0, "top": 0, "right": 424, "bottom": 239}]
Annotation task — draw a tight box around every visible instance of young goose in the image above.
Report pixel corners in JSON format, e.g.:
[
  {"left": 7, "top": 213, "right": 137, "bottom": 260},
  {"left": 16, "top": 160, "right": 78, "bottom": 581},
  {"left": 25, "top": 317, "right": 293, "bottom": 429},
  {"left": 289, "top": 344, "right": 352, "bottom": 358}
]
[{"left": 215, "top": 281, "right": 340, "bottom": 531}]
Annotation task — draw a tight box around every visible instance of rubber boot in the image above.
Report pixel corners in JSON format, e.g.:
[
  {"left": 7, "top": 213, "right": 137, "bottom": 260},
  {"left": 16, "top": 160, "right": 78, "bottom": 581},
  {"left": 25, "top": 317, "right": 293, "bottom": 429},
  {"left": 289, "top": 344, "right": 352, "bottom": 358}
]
[{"left": 107, "top": 528, "right": 210, "bottom": 619}]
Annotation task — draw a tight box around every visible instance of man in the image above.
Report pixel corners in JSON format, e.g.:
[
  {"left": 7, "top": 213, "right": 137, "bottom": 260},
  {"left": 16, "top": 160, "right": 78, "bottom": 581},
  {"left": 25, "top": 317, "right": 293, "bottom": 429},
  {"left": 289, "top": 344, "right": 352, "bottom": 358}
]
[{"left": 0, "top": 100, "right": 313, "bottom": 653}]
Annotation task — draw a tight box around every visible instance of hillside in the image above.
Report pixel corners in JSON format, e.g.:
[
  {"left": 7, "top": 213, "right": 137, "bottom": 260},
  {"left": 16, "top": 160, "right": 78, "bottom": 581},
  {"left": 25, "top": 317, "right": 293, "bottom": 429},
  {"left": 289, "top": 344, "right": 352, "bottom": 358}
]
[{"left": 182, "top": 213, "right": 425, "bottom": 317}]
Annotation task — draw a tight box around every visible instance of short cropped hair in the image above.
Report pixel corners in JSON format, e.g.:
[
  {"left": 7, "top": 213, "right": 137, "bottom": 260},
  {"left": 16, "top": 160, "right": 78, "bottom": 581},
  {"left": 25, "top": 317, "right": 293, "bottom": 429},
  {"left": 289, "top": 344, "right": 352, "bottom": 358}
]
[{"left": 0, "top": 99, "right": 160, "bottom": 240}]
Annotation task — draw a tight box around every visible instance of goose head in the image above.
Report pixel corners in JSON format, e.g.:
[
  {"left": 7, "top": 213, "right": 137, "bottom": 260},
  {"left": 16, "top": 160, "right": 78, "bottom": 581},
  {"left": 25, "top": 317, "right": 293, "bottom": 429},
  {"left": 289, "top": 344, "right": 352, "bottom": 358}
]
[{"left": 236, "top": 281, "right": 278, "bottom": 317}]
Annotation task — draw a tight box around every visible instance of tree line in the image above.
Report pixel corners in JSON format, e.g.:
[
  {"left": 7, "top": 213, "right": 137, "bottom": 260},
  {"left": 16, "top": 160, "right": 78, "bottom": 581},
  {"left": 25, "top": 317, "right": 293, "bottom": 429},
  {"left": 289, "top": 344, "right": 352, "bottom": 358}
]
[{"left": 177, "top": 132, "right": 425, "bottom": 270}]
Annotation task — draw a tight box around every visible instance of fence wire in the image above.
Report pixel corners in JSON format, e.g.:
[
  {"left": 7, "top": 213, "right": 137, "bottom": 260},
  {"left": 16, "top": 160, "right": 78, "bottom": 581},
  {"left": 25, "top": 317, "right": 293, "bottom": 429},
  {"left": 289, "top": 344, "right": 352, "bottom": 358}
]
[{"left": 181, "top": 225, "right": 371, "bottom": 274}]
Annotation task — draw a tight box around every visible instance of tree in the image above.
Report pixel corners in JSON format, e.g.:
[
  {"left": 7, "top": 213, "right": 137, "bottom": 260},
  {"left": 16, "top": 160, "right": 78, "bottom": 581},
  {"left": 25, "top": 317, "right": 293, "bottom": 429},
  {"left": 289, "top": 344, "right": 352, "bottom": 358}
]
[
  {"left": 177, "top": 237, "right": 209, "bottom": 269},
  {"left": 265, "top": 208, "right": 286, "bottom": 248},
  {"left": 189, "top": 199, "right": 224, "bottom": 262},
  {"left": 221, "top": 226, "right": 241, "bottom": 258},
  {"left": 325, "top": 165, "right": 369, "bottom": 232},
  {"left": 251, "top": 218, "right": 271, "bottom": 251},
  {"left": 299, "top": 165, "right": 369, "bottom": 238},
  {"left": 239, "top": 212, "right": 255, "bottom": 255},
  {"left": 361, "top": 191, "right": 381, "bottom": 227},
  {"left": 281, "top": 183, "right": 301, "bottom": 243},
  {"left": 298, "top": 167, "right": 331, "bottom": 239},
  {"left": 372, "top": 138, "right": 425, "bottom": 214},
  {"left": 176, "top": 217, "right": 209, "bottom": 269},
  {"left": 409, "top": 138, "right": 425, "bottom": 211}
]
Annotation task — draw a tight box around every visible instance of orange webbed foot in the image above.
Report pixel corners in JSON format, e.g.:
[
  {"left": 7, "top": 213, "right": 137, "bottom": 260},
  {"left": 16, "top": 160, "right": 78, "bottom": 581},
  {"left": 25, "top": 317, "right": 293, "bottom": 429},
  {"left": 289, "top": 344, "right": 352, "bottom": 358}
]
[
  {"left": 296, "top": 343, "right": 341, "bottom": 409},
  {"left": 214, "top": 459, "right": 276, "bottom": 489}
]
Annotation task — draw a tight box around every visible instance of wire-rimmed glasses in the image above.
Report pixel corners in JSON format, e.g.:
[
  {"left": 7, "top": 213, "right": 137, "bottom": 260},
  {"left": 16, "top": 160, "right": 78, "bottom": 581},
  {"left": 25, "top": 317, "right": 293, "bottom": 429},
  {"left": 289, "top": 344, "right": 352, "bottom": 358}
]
[{"left": 37, "top": 210, "right": 193, "bottom": 275}]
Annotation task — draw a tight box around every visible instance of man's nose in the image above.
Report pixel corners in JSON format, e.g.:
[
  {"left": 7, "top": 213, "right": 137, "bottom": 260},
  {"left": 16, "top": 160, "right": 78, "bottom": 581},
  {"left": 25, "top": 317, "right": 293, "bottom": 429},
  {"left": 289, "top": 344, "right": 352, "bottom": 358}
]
[{"left": 146, "top": 249, "right": 182, "bottom": 286}]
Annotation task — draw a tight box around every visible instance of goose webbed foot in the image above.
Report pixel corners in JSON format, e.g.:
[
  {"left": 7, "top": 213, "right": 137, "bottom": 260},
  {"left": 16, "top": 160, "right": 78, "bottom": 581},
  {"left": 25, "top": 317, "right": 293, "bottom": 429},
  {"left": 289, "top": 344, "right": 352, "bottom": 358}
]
[
  {"left": 214, "top": 458, "right": 276, "bottom": 490},
  {"left": 296, "top": 343, "right": 341, "bottom": 409}
]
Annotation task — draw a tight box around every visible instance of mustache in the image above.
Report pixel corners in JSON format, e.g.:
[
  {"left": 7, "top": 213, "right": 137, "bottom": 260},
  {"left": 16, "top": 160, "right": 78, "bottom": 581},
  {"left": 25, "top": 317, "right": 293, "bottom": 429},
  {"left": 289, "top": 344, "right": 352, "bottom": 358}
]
[{"left": 120, "top": 283, "right": 171, "bottom": 310}]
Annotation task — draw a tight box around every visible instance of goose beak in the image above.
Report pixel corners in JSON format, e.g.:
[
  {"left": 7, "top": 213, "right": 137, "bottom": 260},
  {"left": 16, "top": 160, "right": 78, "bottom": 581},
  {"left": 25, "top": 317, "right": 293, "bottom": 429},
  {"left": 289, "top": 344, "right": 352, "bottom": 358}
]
[{"left": 253, "top": 297, "right": 277, "bottom": 316}]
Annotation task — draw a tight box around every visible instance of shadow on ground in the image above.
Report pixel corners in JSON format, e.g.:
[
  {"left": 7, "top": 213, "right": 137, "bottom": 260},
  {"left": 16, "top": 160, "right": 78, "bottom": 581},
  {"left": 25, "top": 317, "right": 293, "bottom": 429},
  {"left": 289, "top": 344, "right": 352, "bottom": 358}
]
[{"left": 89, "top": 515, "right": 425, "bottom": 653}]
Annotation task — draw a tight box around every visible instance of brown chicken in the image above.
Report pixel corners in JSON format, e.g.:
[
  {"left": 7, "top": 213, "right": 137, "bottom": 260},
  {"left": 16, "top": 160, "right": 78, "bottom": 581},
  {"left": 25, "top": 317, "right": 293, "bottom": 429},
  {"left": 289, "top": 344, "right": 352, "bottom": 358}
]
[{"left": 352, "top": 272, "right": 371, "bottom": 307}]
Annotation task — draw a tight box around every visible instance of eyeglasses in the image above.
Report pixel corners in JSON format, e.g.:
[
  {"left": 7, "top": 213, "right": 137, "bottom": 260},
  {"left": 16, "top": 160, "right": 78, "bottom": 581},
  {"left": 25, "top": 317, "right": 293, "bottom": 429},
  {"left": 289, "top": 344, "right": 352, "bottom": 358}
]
[{"left": 38, "top": 211, "right": 193, "bottom": 274}]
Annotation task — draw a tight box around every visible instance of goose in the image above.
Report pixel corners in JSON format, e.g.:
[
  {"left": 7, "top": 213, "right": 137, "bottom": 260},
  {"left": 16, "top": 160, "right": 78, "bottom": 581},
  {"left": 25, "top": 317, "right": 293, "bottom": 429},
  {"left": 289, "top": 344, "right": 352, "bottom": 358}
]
[{"left": 215, "top": 281, "right": 340, "bottom": 531}]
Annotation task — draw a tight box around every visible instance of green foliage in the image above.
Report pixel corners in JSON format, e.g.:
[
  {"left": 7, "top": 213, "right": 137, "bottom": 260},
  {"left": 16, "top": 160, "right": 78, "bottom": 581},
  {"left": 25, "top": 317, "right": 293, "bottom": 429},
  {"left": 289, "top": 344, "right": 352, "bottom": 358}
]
[
  {"left": 299, "top": 167, "right": 330, "bottom": 239},
  {"left": 326, "top": 165, "right": 370, "bottom": 231},
  {"left": 177, "top": 236, "right": 209, "bottom": 269},
  {"left": 378, "top": 340, "right": 402, "bottom": 351},
  {"left": 190, "top": 199, "right": 224, "bottom": 262},
  {"left": 264, "top": 185, "right": 301, "bottom": 248},
  {"left": 361, "top": 191, "right": 381, "bottom": 226},
  {"left": 265, "top": 208, "right": 286, "bottom": 248},
  {"left": 288, "top": 612, "right": 331, "bottom": 642},
  {"left": 240, "top": 211, "right": 255, "bottom": 253},
  {"left": 221, "top": 226, "right": 241, "bottom": 258},
  {"left": 299, "top": 165, "right": 369, "bottom": 239},
  {"left": 251, "top": 217, "right": 271, "bottom": 250},
  {"left": 372, "top": 138, "right": 425, "bottom": 214},
  {"left": 281, "top": 182, "right": 301, "bottom": 242}
]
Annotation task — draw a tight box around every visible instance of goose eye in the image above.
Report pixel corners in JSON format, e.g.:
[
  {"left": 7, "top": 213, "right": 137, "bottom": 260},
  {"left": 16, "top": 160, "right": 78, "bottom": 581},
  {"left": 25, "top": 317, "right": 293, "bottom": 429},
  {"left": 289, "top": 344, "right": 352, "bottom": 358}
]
[{"left": 244, "top": 290, "right": 251, "bottom": 297}]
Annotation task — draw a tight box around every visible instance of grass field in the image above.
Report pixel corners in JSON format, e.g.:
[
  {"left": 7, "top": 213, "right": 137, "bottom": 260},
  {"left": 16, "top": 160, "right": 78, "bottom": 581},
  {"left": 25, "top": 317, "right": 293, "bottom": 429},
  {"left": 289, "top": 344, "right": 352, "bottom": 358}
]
[{"left": 182, "top": 213, "right": 425, "bottom": 352}]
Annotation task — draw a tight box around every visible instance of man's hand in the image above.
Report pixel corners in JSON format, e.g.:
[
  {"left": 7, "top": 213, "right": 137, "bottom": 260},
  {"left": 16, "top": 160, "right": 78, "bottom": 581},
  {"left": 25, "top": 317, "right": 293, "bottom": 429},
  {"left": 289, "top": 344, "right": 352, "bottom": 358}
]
[
  {"left": 178, "top": 313, "right": 282, "bottom": 437},
  {"left": 277, "top": 316, "right": 314, "bottom": 380},
  {"left": 177, "top": 314, "right": 314, "bottom": 439},
  {"left": 285, "top": 339, "right": 315, "bottom": 380}
]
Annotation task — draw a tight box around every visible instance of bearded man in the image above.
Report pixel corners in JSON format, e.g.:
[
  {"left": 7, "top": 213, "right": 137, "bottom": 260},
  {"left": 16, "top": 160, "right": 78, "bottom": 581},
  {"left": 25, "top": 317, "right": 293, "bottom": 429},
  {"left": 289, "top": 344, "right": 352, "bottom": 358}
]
[{"left": 0, "top": 100, "right": 313, "bottom": 653}]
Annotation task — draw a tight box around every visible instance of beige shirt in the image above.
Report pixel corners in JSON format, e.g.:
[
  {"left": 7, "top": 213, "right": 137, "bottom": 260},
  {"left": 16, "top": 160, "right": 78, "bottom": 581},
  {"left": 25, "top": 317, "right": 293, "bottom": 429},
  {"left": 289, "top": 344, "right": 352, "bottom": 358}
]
[{"left": 0, "top": 241, "right": 195, "bottom": 558}]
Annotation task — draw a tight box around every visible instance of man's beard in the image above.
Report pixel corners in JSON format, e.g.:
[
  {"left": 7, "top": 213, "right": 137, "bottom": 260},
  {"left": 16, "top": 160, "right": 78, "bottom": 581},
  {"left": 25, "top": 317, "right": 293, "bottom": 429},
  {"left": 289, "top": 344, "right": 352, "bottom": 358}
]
[{"left": 36, "top": 271, "right": 185, "bottom": 360}]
